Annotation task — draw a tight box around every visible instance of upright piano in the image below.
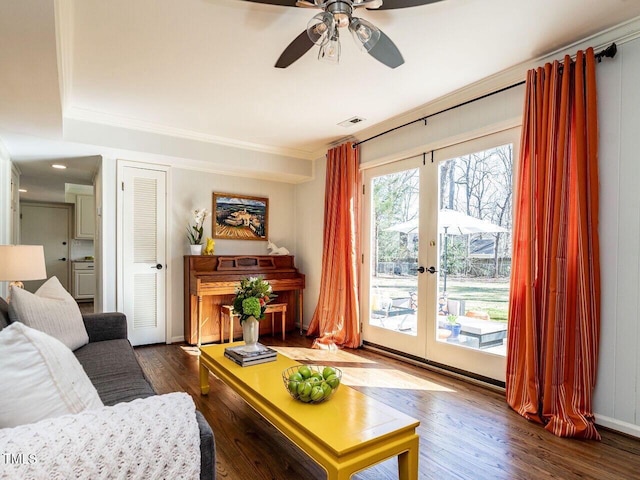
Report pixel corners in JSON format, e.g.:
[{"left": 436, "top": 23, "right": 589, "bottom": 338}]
[{"left": 184, "top": 255, "right": 305, "bottom": 345}]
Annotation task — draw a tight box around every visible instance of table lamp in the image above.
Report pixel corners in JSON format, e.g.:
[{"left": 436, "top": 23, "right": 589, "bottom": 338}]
[{"left": 0, "top": 245, "right": 47, "bottom": 298}]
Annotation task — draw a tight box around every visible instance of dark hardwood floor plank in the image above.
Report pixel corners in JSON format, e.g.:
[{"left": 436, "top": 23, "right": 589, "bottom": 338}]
[{"left": 135, "top": 335, "right": 640, "bottom": 480}]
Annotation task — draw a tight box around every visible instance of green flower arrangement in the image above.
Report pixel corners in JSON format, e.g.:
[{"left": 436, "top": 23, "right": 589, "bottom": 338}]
[{"left": 232, "top": 276, "right": 276, "bottom": 323}]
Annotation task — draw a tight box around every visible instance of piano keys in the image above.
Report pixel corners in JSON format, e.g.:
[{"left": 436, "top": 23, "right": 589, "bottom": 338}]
[{"left": 184, "top": 255, "right": 305, "bottom": 346}]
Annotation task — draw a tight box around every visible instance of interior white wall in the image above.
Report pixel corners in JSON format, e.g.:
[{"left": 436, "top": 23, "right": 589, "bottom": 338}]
[
  {"left": 359, "top": 84, "right": 525, "bottom": 168},
  {"left": 94, "top": 160, "right": 104, "bottom": 311},
  {"left": 293, "top": 158, "right": 325, "bottom": 330},
  {"left": 0, "top": 140, "right": 11, "bottom": 299},
  {"left": 592, "top": 36, "right": 640, "bottom": 437},
  {"left": 168, "top": 167, "right": 297, "bottom": 342},
  {"left": 63, "top": 118, "right": 314, "bottom": 183},
  {"left": 10, "top": 165, "right": 19, "bottom": 245},
  {"left": 96, "top": 156, "right": 117, "bottom": 312}
]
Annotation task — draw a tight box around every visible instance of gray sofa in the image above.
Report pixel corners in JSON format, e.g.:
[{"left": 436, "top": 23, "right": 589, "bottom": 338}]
[{"left": 0, "top": 299, "right": 215, "bottom": 480}]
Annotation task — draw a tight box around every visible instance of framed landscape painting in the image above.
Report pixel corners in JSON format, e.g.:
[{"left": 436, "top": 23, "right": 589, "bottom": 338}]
[{"left": 212, "top": 192, "right": 269, "bottom": 241}]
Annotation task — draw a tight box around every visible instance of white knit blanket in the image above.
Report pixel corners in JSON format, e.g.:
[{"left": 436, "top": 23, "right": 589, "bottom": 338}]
[{"left": 0, "top": 392, "right": 201, "bottom": 480}]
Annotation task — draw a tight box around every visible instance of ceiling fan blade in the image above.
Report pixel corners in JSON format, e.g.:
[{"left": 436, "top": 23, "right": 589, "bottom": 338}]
[
  {"left": 367, "top": 0, "right": 444, "bottom": 10},
  {"left": 275, "top": 30, "right": 316, "bottom": 68},
  {"left": 295, "top": 0, "right": 319, "bottom": 7},
  {"left": 367, "top": 30, "right": 404, "bottom": 68},
  {"left": 243, "top": 0, "right": 299, "bottom": 7}
]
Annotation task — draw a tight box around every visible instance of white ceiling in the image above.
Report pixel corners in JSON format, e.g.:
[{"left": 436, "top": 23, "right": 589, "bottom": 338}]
[{"left": 2, "top": 0, "right": 640, "bottom": 197}]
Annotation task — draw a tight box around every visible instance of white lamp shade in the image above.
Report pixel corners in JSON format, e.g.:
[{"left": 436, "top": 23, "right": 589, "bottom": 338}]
[{"left": 0, "top": 245, "right": 47, "bottom": 281}]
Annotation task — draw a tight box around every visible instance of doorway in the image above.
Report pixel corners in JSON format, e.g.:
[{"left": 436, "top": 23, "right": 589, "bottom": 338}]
[
  {"left": 20, "top": 203, "right": 72, "bottom": 292},
  {"left": 362, "top": 157, "right": 428, "bottom": 358},
  {"left": 362, "top": 129, "right": 519, "bottom": 381},
  {"left": 117, "top": 162, "right": 168, "bottom": 346}
]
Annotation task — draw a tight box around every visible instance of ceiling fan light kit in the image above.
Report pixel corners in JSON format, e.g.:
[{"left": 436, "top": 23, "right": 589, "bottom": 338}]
[
  {"left": 349, "top": 17, "right": 381, "bottom": 52},
  {"left": 319, "top": 29, "right": 341, "bottom": 63},
  {"left": 307, "top": 12, "right": 335, "bottom": 45},
  {"left": 251, "top": 0, "right": 445, "bottom": 68}
]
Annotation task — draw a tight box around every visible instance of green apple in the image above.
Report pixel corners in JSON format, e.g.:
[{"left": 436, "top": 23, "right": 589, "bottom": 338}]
[
  {"left": 322, "top": 367, "right": 336, "bottom": 380},
  {"left": 298, "top": 366, "right": 312, "bottom": 379},
  {"left": 288, "top": 380, "right": 299, "bottom": 394},
  {"left": 297, "top": 381, "right": 312, "bottom": 397},
  {"left": 325, "top": 374, "right": 340, "bottom": 389},
  {"left": 310, "top": 385, "right": 324, "bottom": 402},
  {"left": 289, "top": 372, "right": 303, "bottom": 382}
]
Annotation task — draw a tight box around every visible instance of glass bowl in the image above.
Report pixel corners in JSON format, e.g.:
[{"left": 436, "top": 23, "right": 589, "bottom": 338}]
[{"left": 282, "top": 365, "right": 342, "bottom": 404}]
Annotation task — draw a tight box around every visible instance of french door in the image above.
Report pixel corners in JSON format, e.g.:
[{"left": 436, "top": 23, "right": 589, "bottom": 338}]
[
  {"left": 362, "top": 128, "right": 519, "bottom": 381},
  {"left": 362, "top": 157, "right": 429, "bottom": 358}
]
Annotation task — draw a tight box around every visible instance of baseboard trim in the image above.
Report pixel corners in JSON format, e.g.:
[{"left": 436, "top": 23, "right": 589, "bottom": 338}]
[
  {"left": 596, "top": 414, "right": 640, "bottom": 438},
  {"left": 169, "top": 335, "right": 185, "bottom": 344},
  {"left": 362, "top": 341, "right": 506, "bottom": 392}
]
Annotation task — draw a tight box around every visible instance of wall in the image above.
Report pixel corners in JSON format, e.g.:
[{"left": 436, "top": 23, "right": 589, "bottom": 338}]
[
  {"left": 70, "top": 239, "right": 94, "bottom": 261},
  {"left": 168, "top": 167, "right": 297, "bottom": 342},
  {"left": 0, "top": 140, "right": 11, "bottom": 298},
  {"left": 294, "top": 158, "right": 325, "bottom": 328},
  {"left": 94, "top": 156, "right": 117, "bottom": 312},
  {"left": 592, "top": 36, "right": 640, "bottom": 437},
  {"left": 359, "top": 84, "right": 524, "bottom": 168}
]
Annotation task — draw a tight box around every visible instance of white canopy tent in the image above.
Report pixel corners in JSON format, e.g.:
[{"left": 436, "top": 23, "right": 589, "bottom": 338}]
[
  {"left": 385, "top": 209, "right": 508, "bottom": 235},
  {"left": 385, "top": 209, "right": 508, "bottom": 291}
]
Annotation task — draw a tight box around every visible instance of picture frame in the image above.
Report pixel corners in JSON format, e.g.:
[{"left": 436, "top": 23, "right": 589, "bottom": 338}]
[{"left": 212, "top": 192, "right": 269, "bottom": 241}]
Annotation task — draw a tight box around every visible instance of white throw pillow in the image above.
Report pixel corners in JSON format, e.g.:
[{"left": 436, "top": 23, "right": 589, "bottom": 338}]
[
  {"left": 8, "top": 276, "right": 89, "bottom": 350},
  {"left": 0, "top": 322, "right": 103, "bottom": 428}
]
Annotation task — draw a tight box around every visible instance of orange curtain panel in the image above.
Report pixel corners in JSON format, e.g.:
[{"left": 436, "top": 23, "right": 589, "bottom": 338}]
[
  {"left": 307, "top": 142, "right": 361, "bottom": 349},
  {"left": 506, "top": 48, "right": 601, "bottom": 439}
]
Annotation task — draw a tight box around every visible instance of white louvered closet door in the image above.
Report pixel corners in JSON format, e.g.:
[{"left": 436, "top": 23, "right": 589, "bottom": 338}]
[{"left": 122, "top": 166, "right": 167, "bottom": 346}]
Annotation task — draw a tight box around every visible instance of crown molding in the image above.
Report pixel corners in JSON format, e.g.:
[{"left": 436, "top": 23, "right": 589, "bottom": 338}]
[
  {"left": 113, "top": 153, "right": 312, "bottom": 184},
  {"left": 340, "top": 15, "right": 640, "bottom": 155},
  {"left": 170, "top": 161, "right": 313, "bottom": 185}
]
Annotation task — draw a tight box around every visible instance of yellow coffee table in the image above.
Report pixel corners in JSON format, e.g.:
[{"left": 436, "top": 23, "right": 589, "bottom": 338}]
[{"left": 199, "top": 342, "right": 420, "bottom": 480}]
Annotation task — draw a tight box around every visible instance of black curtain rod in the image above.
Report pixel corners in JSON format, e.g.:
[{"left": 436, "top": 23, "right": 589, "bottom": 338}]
[{"left": 353, "top": 42, "right": 617, "bottom": 148}]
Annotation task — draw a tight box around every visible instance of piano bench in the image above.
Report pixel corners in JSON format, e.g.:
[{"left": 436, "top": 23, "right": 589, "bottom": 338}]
[{"left": 220, "top": 303, "right": 288, "bottom": 343}]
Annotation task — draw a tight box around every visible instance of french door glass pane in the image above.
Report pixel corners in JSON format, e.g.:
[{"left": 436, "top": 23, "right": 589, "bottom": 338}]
[
  {"left": 369, "top": 168, "right": 419, "bottom": 336},
  {"left": 436, "top": 144, "right": 513, "bottom": 355}
]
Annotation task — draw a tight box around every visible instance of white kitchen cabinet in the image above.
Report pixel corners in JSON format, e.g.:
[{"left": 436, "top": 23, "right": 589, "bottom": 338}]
[
  {"left": 75, "top": 195, "right": 95, "bottom": 239},
  {"left": 73, "top": 262, "right": 95, "bottom": 300}
]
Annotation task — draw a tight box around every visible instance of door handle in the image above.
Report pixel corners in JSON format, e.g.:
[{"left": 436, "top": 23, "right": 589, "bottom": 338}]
[
  {"left": 58, "top": 257, "right": 67, "bottom": 261},
  {"left": 152, "top": 264, "right": 163, "bottom": 270},
  {"left": 416, "top": 266, "right": 437, "bottom": 274}
]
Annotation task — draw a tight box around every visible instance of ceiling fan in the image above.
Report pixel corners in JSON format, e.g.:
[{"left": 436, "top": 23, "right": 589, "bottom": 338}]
[{"left": 244, "top": 0, "right": 444, "bottom": 68}]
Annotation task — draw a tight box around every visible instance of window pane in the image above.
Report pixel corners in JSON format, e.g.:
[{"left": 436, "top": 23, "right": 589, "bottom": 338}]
[
  {"left": 369, "top": 168, "right": 419, "bottom": 336},
  {"left": 436, "top": 144, "right": 513, "bottom": 355}
]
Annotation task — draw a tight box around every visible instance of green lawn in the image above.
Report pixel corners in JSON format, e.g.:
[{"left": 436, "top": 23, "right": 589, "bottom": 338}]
[
  {"left": 372, "top": 275, "right": 510, "bottom": 322},
  {"left": 444, "top": 278, "right": 510, "bottom": 322}
]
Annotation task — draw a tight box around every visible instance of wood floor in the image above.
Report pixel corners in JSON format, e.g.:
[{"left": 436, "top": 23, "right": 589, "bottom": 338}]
[{"left": 135, "top": 334, "right": 640, "bottom": 480}]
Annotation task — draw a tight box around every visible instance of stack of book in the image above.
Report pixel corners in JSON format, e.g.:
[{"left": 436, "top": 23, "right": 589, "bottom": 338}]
[{"left": 224, "top": 343, "right": 277, "bottom": 367}]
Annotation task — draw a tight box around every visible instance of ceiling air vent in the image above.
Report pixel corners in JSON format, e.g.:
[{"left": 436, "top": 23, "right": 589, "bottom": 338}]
[{"left": 338, "top": 116, "right": 366, "bottom": 128}]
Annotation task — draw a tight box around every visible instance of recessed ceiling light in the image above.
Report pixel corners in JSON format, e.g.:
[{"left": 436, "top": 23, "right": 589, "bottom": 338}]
[
  {"left": 18, "top": 188, "right": 27, "bottom": 193},
  {"left": 52, "top": 164, "right": 67, "bottom": 169}
]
